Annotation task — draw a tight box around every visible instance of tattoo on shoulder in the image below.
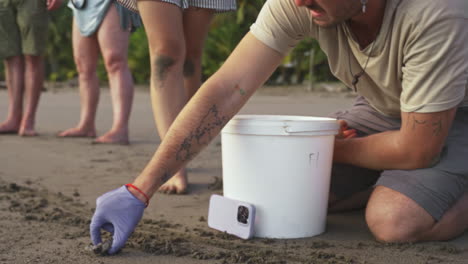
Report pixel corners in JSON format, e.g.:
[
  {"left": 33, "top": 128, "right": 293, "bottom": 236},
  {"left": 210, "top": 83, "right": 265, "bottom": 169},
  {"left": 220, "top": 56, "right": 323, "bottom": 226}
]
[{"left": 176, "top": 105, "right": 228, "bottom": 162}]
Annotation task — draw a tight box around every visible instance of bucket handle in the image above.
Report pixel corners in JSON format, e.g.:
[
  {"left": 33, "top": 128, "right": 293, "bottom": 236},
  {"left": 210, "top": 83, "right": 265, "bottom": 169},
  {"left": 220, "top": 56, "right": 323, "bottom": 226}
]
[{"left": 283, "top": 125, "right": 337, "bottom": 134}]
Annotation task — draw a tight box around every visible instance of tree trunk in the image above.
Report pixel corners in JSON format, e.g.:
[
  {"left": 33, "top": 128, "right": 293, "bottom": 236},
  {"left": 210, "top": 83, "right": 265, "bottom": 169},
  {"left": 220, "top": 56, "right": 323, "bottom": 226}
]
[{"left": 308, "top": 48, "right": 315, "bottom": 92}]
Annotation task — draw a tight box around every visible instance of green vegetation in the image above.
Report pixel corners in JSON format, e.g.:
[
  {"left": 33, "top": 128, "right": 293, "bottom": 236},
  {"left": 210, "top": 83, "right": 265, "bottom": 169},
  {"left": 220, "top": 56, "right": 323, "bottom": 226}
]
[{"left": 1, "top": 1, "right": 335, "bottom": 86}]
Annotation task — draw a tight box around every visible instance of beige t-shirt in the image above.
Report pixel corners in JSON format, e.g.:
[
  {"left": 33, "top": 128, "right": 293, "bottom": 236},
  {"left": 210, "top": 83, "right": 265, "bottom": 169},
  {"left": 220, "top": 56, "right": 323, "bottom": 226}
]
[{"left": 250, "top": 0, "right": 468, "bottom": 117}]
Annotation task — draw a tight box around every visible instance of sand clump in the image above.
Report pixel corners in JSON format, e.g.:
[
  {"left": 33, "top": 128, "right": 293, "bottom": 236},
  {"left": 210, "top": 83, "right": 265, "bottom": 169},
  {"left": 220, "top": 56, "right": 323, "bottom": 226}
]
[
  {"left": 1, "top": 180, "right": 468, "bottom": 263},
  {"left": 85, "top": 239, "right": 113, "bottom": 255}
]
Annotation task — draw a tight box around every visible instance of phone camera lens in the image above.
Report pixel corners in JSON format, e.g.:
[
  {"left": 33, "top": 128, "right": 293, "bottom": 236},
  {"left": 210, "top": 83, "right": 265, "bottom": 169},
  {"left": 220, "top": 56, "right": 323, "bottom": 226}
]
[{"left": 237, "top": 205, "right": 249, "bottom": 224}]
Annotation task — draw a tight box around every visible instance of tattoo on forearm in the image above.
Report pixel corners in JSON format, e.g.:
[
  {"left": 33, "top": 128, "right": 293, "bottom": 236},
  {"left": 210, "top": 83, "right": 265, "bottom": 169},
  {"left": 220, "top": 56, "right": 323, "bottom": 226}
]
[
  {"left": 239, "top": 88, "right": 246, "bottom": 96},
  {"left": 177, "top": 137, "right": 195, "bottom": 162},
  {"left": 236, "top": 85, "right": 246, "bottom": 96},
  {"left": 176, "top": 105, "right": 228, "bottom": 162},
  {"left": 196, "top": 105, "right": 229, "bottom": 144}
]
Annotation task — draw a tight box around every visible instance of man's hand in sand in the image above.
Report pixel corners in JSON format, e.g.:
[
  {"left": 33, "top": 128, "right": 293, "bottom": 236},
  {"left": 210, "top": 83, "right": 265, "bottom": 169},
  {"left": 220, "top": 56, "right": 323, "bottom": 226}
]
[{"left": 90, "top": 186, "right": 146, "bottom": 254}]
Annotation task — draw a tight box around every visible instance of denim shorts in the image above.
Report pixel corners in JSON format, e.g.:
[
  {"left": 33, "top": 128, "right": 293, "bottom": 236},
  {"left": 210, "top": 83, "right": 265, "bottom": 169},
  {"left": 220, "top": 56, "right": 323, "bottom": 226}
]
[{"left": 329, "top": 96, "right": 468, "bottom": 221}]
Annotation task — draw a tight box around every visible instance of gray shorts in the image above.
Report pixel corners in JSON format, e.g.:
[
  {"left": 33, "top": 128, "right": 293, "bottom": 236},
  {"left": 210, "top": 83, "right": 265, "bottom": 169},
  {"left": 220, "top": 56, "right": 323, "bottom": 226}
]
[
  {"left": 329, "top": 96, "right": 468, "bottom": 221},
  {"left": 150, "top": 0, "right": 236, "bottom": 12}
]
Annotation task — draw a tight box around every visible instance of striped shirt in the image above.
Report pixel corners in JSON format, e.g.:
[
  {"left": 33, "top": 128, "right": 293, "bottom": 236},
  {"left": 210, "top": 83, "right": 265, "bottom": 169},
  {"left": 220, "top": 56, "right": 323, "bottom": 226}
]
[{"left": 116, "top": 0, "right": 236, "bottom": 14}]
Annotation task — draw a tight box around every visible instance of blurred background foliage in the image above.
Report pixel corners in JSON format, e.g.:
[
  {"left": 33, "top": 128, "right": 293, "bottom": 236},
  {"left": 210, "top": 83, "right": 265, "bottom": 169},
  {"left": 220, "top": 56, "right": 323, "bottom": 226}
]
[{"left": 0, "top": 0, "right": 336, "bottom": 86}]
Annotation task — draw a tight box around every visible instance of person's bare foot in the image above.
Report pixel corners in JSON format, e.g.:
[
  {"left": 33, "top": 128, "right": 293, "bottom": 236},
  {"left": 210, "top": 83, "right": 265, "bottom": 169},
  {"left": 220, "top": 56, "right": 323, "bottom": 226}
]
[
  {"left": 92, "top": 130, "right": 129, "bottom": 145},
  {"left": 158, "top": 169, "right": 188, "bottom": 194},
  {"left": 0, "top": 120, "right": 20, "bottom": 134},
  {"left": 18, "top": 128, "right": 38, "bottom": 137},
  {"left": 58, "top": 127, "right": 96, "bottom": 138}
]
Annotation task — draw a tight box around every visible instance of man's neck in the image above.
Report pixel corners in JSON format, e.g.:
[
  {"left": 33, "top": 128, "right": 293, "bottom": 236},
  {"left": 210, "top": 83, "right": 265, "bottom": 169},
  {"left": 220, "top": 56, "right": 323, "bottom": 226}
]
[{"left": 347, "top": 0, "right": 387, "bottom": 49}]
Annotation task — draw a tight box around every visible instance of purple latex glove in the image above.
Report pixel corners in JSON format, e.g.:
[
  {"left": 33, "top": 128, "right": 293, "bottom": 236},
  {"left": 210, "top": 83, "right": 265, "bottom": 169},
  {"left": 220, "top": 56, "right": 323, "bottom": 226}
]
[{"left": 90, "top": 185, "right": 146, "bottom": 254}]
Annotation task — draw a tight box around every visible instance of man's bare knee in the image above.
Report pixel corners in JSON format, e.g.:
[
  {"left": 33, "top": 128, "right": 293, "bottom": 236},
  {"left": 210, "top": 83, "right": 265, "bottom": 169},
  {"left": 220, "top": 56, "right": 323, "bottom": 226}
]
[
  {"left": 366, "top": 207, "right": 418, "bottom": 242},
  {"left": 365, "top": 186, "right": 435, "bottom": 243}
]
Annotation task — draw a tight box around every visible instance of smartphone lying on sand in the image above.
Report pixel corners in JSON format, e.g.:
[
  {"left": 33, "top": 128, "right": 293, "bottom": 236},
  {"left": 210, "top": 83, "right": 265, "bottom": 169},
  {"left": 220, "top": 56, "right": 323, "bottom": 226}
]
[{"left": 208, "top": 194, "right": 256, "bottom": 239}]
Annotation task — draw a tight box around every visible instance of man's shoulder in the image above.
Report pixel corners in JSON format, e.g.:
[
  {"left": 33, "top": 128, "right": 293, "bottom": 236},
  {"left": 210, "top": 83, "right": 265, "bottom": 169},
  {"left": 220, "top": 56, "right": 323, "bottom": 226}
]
[
  {"left": 262, "top": 0, "right": 309, "bottom": 16},
  {"left": 399, "top": 0, "right": 468, "bottom": 21}
]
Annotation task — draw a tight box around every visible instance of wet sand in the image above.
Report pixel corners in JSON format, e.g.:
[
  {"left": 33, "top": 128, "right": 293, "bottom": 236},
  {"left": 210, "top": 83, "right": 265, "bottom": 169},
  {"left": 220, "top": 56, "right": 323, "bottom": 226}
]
[{"left": 0, "top": 86, "right": 467, "bottom": 264}]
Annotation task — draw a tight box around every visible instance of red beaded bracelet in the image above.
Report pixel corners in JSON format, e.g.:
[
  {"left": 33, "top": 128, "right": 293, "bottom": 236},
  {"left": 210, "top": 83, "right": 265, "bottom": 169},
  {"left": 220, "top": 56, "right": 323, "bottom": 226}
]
[{"left": 125, "top": 183, "right": 149, "bottom": 207}]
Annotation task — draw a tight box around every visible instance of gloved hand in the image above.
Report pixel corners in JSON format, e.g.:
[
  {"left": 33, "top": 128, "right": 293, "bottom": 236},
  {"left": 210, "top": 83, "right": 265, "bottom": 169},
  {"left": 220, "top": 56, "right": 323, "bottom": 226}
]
[{"left": 90, "top": 185, "right": 146, "bottom": 254}]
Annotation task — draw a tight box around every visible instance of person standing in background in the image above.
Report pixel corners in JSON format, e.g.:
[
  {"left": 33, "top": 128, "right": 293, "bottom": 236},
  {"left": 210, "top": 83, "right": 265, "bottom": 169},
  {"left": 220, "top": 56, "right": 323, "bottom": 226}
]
[
  {"left": 133, "top": 0, "right": 236, "bottom": 193},
  {"left": 0, "top": 0, "right": 63, "bottom": 136},
  {"left": 58, "top": 0, "right": 142, "bottom": 145}
]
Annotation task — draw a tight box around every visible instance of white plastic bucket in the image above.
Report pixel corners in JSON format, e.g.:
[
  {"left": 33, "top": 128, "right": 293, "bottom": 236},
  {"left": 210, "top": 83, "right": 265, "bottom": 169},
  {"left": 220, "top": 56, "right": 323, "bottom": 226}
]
[{"left": 221, "top": 115, "right": 339, "bottom": 238}]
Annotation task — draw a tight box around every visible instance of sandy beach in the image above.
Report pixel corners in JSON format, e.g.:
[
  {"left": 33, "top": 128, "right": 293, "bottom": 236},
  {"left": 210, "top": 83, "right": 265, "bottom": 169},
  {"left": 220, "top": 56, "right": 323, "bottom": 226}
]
[{"left": 1, "top": 85, "right": 467, "bottom": 264}]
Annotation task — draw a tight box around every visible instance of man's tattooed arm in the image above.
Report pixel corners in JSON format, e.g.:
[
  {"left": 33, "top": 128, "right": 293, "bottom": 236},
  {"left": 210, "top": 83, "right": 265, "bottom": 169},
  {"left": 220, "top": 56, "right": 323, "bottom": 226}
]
[
  {"left": 409, "top": 114, "right": 444, "bottom": 136},
  {"left": 160, "top": 170, "right": 172, "bottom": 185},
  {"left": 431, "top": 119, "right": 443, "bottom": 136},
  {"left": 176, "top": 105, "right": 228, "bottom": 162}
]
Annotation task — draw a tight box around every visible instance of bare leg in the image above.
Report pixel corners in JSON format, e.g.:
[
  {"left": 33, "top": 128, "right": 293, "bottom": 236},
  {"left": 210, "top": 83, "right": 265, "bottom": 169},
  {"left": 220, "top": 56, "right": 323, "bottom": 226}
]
[
  {"left": 158, "top": 8, "right": 215, "bottom": 193},
  {"left": 19, "top": 55, "right": 44, "bottom": 136},
  {"left": 94, "top": 4, "right": 133, "bottom": 145},
  {"left": 0, "top": 56, "right": 24, "bottom": 133},
  {"left": 58, "top": 20, "right": 100, "bottom": 138},
  {"left": 157, "top": 6, "right": 215, "bottom": 194},
  {"left": 182, "top": 8, "right": 215, "bottom": 98},
  {"left": 138, "top": 1, "right": 187, "bottom": 194},
  {"left": 366, "top": 186, "right": 468, "bottom": 242}
]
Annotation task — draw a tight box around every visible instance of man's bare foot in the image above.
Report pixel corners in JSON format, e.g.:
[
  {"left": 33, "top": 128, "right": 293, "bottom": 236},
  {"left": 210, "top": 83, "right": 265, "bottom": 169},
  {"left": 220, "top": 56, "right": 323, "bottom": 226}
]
[
  {"left": 0, "top": 121, "right": 20, "bottom": 134},
  {"left": 92, "top": 130, "right": 129, "bottom": 145},
  {"left": 18, "top": 128, "right": 38, "bottom": 137},
  {"left": 158, "top": 170, "right": 188, "bottom": 194},
  {"left": 57, "top": 127, "right": 96, "bottom": 138}
]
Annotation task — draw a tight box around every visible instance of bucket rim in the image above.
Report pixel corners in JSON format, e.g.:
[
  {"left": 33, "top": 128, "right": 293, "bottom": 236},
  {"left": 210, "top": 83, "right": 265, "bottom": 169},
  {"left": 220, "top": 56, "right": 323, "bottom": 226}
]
[
  {"left": 223, "top": 114, "right": 340, "bottom": 136},
  {"left": 229, "top": 114, "right": 338, "bottom": 122}
]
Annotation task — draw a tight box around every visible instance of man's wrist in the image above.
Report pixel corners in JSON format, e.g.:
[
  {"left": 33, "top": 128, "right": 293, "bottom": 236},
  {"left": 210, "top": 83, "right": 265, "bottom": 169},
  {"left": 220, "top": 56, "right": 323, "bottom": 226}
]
[{"left": 125, "top": 183, "right": 149, "bottom": 207}]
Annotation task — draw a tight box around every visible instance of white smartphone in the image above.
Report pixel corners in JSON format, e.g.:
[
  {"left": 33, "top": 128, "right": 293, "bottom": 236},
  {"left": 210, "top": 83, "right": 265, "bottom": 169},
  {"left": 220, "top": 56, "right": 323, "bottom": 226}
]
[{"left": 207, "top": 194, "right": 256, "bottom": 239}]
